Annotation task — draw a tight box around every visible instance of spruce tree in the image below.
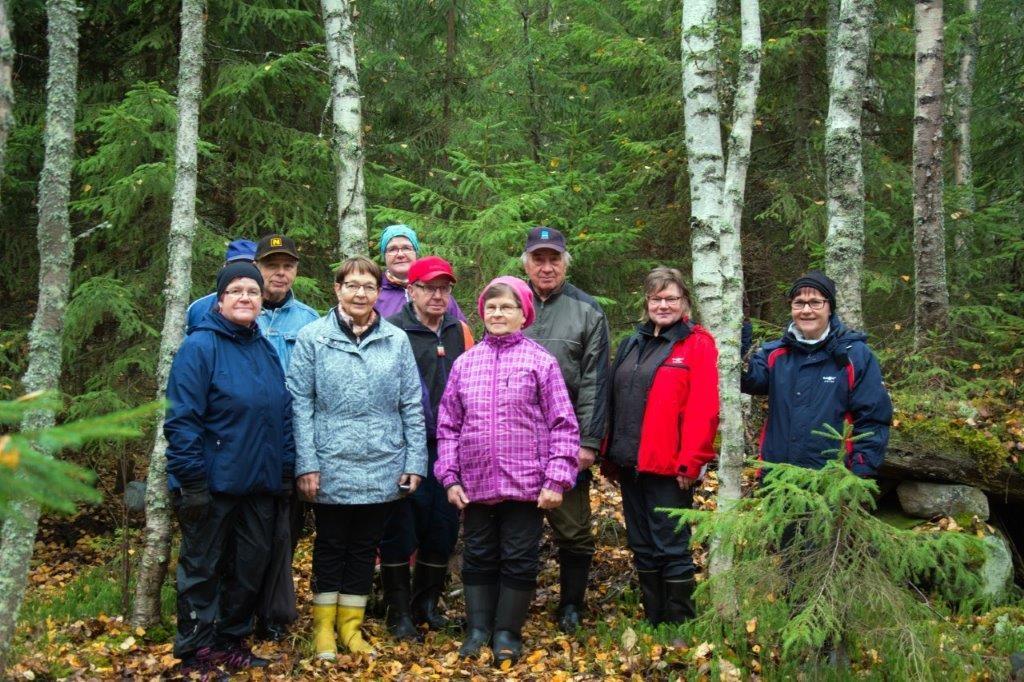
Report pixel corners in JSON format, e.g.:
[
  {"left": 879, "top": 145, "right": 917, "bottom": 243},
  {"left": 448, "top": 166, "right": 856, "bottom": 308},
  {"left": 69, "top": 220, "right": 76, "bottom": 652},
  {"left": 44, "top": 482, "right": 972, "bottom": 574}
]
[{"left": 663, "top": 425, "right": 988, "bottom": 679}]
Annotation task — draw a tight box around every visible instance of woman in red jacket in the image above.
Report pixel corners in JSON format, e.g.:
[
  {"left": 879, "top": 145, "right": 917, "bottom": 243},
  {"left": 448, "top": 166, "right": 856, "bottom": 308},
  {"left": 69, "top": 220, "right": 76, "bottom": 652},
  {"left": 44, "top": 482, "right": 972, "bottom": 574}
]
[{"left": 602, "top": 267, "right": 719, "bottom": 625}]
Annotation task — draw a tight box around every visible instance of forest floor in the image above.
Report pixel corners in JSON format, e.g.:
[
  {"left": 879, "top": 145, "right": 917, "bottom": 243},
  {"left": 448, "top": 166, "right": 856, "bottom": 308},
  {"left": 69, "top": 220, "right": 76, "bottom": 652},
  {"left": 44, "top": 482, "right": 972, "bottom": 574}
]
[
  {"left": 7, "top": 465, "right": 1024, "bottom": 680},
  {"left": 8, "top": 476, "right": 726, "bottom": 681}
]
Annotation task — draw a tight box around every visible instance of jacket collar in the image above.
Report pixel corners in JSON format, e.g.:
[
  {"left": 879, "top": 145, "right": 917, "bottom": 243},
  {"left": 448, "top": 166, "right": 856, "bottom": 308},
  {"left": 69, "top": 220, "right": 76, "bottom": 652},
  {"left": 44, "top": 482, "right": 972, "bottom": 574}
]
[
  {"left": 196, "top": 309, "right": 262, "bottom": 342},
  {"left": 263, "top": 290, "right": 295, "bottom": 310},
  {"left": 637, "top": 318, "right": 692, "bottom": 343},
  {"left": 395, "top": 301, "right": 459, "bottom": 334},
  {"left": 782, "top": 313, "right": 865, "bottom": 354},
  {"left": 483, "top": 331, "right": 525, "bottom": 349}
]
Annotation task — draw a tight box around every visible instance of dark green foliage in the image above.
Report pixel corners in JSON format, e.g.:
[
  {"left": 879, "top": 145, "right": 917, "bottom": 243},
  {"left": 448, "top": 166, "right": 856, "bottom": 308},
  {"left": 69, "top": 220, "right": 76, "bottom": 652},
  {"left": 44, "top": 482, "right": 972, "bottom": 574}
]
[
  {"left": 661, "top": 425, "right": 990, "bottom": 678},
  {"left": 0, "top": 392, "right": 160, "bottom": 516}
]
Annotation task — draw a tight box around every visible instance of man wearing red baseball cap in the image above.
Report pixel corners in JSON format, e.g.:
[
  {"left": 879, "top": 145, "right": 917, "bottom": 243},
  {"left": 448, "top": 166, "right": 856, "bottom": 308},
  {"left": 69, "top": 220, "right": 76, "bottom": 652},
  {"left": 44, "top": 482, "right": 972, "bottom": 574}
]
[{"left": 379, "top": 256, "right": 474, "bottom": 640}]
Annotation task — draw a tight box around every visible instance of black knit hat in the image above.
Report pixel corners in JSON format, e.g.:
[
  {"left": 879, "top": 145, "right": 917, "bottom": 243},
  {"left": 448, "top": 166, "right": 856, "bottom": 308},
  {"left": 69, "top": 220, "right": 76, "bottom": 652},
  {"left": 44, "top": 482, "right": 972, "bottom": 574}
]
[
  {"left": 788, "top": 270, "right": 836, "bottom": 309},
  {"left": 216, "top": 262, "right": 264, "bottom": 299}
]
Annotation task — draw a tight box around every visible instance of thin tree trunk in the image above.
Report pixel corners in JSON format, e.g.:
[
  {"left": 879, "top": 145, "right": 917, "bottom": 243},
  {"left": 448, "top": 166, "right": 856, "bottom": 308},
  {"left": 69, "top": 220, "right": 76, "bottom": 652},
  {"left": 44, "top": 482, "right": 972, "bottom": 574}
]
[
  {"left": 322, "top": 0, "right": 367, "bottom": 258},
  {"left": 824, "top": 0, "right": 873, "bottom": 330},
  {"left": 0, "top": 0, "right": 13, "bottom": 199},
  {"left": 0, "top": 0, "right": 78, "bottom": 665},
  {"left": 953, "top": 0, "right": 978, "bottom": 259},
  {"left": 682, "top": 0, "right": 761, "bottom": 584},
  {"left": 912, "top": 0, "right": 950, "bottom": 344},
  {"left": 718, "top": 0, "right": 761, "bottom": 541},
  {"left": 132, "top": 0, "right": 207, "bottom": 629},
  {"left": 521, "top": 4, "right": 542, "bottom": 163}
]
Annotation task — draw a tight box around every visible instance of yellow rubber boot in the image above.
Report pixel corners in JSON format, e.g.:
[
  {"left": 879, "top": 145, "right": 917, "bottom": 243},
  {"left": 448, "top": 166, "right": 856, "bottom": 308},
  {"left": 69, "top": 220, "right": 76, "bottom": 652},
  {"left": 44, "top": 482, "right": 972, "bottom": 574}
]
[
  {"left": 312, "top": 592, "right": 339, "bottom": 660},
  {"left": 336, "top": 594, "right": 375, "bottom": 655}
]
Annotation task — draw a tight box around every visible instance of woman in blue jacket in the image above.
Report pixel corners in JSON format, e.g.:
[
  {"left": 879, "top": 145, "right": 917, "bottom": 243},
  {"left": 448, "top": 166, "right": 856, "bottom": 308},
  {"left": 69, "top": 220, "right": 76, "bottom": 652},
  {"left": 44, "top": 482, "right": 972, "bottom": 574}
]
[
  {"left": 287, "top": 256, "right": 427, "bottom": 661},
  {"left": 164, "top": 262, "right": 295, "bottom": 676}
]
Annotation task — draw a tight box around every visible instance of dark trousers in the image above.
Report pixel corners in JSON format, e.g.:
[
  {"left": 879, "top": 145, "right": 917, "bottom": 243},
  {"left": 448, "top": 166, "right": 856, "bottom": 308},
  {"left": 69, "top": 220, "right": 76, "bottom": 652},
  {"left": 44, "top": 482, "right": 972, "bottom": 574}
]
[
  {"left": 173, "top": 493, "right": 275, "bottom": 659},
  {"left": 379, "top": 475, "right": 459, "bottom": 564},
  {"left": 462, "top": 501, "right": 544, "bottom": 590},
  {"left": 544, "top": 471, "right": 596, "bottom": 557},
  {"left": 619, "top": 468, "right": 695, "bottom": 579},
  {"left": 312, "top": 502, "right": 392, "bottom": 595}
]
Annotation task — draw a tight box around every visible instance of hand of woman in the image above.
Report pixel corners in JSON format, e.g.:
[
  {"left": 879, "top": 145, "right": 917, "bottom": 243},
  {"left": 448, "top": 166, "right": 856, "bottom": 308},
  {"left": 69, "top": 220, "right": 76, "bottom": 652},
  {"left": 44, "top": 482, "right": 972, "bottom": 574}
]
[
  {"left": 400, "top": 473, "right": 422, "bottom": 495},
  {"left": 537, "top": 488, "right": 563, "bottom": 510},
  {"left": 676, "top": 474, "right": 698, "bottom": 490},
  {"left": 446, "top": 484, "right": 470, "bottom": 510},
  {"left": 297, "top": 472, "right": 320, "bottom": 502}
]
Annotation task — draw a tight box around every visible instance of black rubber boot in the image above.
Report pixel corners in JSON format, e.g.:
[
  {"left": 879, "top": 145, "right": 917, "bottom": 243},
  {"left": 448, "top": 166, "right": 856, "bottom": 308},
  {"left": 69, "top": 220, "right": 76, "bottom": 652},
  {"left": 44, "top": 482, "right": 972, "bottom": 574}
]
[
  {"left": 556, "top": 551, "right": 591, "bottom": 633},
  {"left": 411, "top": 560, "right": 451, "bottom": 630},
  {"left": 662, "top": 576, "right": 696, "bottom": 623},
  {"left": 637, "top": 569, "right": 663, "bottom": 625},
  {"left": 492, "top": 586, "right": 535, "bottom": 666},
  {"left": 458, "top": 583, "right": 498, "bottom": 657},
  {"left": 381, "top": 563, "right": 419, "bottom": 641}
]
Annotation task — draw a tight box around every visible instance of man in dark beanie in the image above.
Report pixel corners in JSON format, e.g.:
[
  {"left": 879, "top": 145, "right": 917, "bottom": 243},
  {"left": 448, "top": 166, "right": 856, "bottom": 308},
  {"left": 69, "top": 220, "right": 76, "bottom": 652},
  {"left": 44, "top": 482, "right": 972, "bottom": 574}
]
[{"left": 741, "top": 271, "right": 892, "bottom": 477}]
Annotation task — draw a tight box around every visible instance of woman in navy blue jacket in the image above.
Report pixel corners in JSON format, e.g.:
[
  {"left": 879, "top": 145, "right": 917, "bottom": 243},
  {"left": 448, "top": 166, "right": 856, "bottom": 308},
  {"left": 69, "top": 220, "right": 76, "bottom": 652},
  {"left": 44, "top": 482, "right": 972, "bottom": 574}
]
[
  {"left": 164, "top": 262, "right": 295, "bottom": 676},
  {"left": 741, "top": 271, "right": 892, "bottom": 476}
]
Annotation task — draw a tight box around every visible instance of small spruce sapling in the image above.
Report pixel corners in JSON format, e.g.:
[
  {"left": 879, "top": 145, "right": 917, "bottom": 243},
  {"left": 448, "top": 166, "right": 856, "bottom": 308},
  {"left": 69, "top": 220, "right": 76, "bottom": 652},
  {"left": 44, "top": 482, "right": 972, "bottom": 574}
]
[{"left": 661, "top": 422, "right": 988, "bottom": 678}]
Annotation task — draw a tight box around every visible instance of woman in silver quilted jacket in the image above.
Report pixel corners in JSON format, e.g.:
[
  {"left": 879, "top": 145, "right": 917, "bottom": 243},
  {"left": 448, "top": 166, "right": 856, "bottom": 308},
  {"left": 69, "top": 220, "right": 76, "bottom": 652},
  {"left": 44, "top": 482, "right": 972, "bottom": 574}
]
[{"left": 287, "top": 256, "right": 427, "bottom": 660}]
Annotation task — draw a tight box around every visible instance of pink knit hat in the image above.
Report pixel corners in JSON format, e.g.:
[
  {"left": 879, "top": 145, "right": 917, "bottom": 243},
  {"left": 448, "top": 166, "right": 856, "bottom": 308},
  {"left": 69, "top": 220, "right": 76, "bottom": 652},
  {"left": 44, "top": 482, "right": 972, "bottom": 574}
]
[{"left": 477, "top": 276, "right": 536, "bottom": 329}]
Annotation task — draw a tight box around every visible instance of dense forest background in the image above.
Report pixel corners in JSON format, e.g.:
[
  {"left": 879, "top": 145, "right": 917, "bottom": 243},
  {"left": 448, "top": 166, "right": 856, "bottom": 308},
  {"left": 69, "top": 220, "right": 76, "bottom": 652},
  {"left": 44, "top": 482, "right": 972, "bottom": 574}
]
[
  {"left": 2, "top": 0, "right": 1021, "bottom": 415},
  {"left": 1, "top": 0, "right": 1024, "bottom": 677}
]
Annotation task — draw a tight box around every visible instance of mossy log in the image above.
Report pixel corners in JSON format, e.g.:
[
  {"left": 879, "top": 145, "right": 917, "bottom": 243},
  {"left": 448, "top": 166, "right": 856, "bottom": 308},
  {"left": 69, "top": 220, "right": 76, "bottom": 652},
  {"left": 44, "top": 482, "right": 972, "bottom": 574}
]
[{"left": 880, "top": 421, "right": 1024, "bottom": 503}]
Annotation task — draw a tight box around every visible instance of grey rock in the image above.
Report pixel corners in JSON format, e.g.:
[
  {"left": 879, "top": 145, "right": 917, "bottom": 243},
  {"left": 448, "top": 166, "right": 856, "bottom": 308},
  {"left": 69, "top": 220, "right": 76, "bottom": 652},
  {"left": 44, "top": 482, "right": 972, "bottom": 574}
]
[
  {"left": 980, "top": 531, "right": 1013, "bottom": 599},
  {"left": 896, "top": 481, "right": 989, "bottom": 520},
  {"left": 124, "top": 480, "right": 147, "bottom": 513}
]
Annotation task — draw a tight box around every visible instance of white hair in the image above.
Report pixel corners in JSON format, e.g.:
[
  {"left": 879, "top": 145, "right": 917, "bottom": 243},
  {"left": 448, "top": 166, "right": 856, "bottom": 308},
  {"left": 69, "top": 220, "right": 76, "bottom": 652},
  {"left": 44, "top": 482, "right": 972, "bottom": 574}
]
[{"left": 521, "top": 250, "right": 572, "bottom": 268}]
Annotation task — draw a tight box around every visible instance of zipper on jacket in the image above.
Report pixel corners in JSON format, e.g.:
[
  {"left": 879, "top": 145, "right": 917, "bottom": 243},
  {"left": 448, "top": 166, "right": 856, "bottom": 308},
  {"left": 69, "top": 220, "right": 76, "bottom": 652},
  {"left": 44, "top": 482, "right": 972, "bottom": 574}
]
[{"left": 490, "top": 342, "right": 500, "bottom": 458}]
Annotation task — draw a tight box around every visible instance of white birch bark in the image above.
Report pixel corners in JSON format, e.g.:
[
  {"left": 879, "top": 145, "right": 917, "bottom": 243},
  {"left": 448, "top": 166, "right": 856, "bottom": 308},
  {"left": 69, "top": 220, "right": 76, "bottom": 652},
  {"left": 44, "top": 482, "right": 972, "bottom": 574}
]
[
  {"left": 682, "top": 0, "right": 761, "bottom": 581},
  {"left": 717, "top": 0, "right": 761, "bottom": 556},
  {"left": 322, "top": 0, "right": 367, "bottom": 258},
  {"left": 0, "top": 0, "right": 13, "bottom": 199},
  {"left": 953, "top": 0, "right": 978, "bottom": 258},
  {"left": 0, "top": 0, "right": 78, "bottom": 665},
  {"left": 132, "top": 0, "right": 207, "bottom": 628},
  {"left": 912, "top": 0, "right": 950, "bottom": 344},
  {"left": 824, "top": 0, "right": 873, "bottom": 331}
]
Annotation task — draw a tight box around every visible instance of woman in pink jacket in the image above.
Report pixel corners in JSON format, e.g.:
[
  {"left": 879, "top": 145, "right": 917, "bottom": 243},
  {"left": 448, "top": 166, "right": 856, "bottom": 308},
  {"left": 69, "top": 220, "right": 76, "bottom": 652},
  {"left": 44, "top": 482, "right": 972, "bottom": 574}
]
[{"left": 435, "top": 276, "right": 580, "bottom": 666}]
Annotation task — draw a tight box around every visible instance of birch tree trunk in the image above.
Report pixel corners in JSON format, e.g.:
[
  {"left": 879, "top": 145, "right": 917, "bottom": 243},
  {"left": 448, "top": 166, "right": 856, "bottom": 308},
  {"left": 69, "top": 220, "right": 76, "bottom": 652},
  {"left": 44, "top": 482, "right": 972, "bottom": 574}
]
[
  {"left": 824, "top": 0, "right": 873, "bottom": 330},
  {"left": 132, "top": 0, "right": 207, "bottom": 628},
  {"left": 322, "top": 0, "right": 367, "bottom": 258},
  {"left": 718, "top": 0, "right": 761, "bottom": 541},
  {"left": 0, "top": 0, "right": 78, "bottom": 664},
  {"left": 681, "top": 0, "right": 761, "bottom": 582},
  {"left": 953, "top": 0, "right": 978, "bottom": 259},
  {"left": 0, "top": 0, "right": 13, "bottom": 198},
  {"left": 912, "top": 0, "right": 950, "bottom": 344}
]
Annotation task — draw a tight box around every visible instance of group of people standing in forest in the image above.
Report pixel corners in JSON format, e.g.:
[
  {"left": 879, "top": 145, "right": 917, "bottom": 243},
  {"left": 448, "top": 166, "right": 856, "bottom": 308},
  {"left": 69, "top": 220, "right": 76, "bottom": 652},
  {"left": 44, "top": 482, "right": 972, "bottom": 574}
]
[{"left": 161, "top": 225, "right": 892, "bottom": 676}]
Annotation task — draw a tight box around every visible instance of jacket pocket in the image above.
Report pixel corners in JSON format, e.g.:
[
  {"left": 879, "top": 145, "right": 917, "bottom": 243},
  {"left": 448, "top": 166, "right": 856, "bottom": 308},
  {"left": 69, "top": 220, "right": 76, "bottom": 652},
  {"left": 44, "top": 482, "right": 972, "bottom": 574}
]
[{"left": 505, "top": 370, "right": 539, "bottom": 406}]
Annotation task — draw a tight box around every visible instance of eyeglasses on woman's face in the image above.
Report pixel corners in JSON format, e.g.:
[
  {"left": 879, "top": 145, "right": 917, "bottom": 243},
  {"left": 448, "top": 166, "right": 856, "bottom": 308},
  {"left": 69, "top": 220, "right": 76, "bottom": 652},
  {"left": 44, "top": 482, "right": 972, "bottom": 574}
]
[
  {"left": 483, "top": 304, "right": 521, "bottom": 317},
  {"left": 790, "top": 298, "right": 827, "bottom": 311},
  {"left": 646, "top": 295, "right": 683, "bottom": 307},
  {"left": 341, "top": 282, "right": 379, "bottom": 294},
  {"left": 223, "top": 287, "right": 262, "bottom": 300},
  {"left": 385, "top": 245, "right": 415, "bottom": 255}
]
